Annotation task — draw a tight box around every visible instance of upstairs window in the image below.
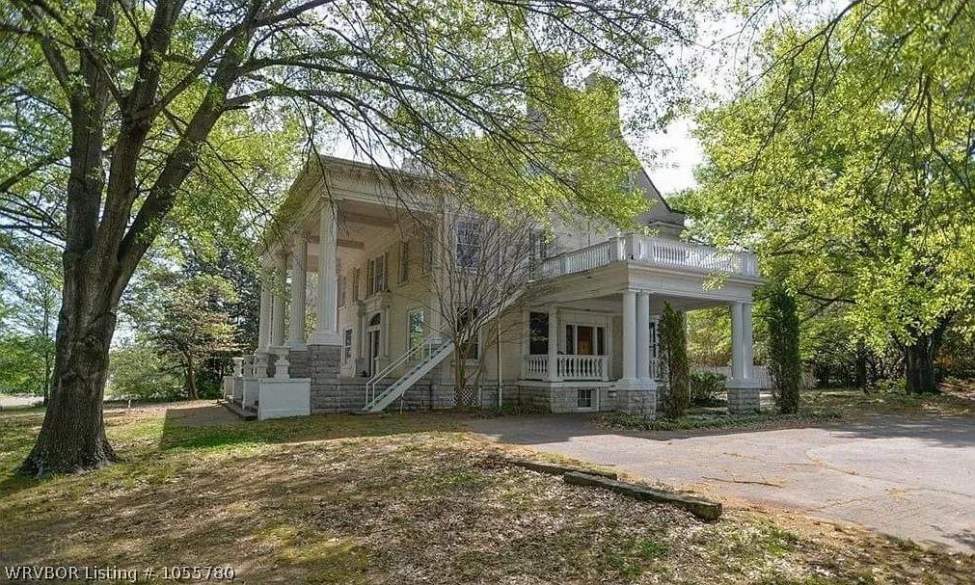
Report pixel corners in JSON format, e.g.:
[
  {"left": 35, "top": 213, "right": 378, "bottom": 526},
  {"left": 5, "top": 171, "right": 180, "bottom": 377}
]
[
  {"left": 367, "top": 253, "right": 387, "bottom": 295},
  {"left": 337, "top": 275, "right": 346, "bottom": 308},
  {"left": 455, "top": 220, "right": 481, "bottom": 269}
]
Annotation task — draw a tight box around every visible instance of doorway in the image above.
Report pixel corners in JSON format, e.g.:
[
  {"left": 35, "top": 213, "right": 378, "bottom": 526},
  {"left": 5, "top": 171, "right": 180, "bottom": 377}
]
[{"left": 367, "top": 312, "right": 382, "bottom": 376}]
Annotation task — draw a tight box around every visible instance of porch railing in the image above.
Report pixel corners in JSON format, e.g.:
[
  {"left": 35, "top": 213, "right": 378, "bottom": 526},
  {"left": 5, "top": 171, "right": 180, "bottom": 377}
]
[
  {"left": 522, "top": 354, "right": 608, "bottom": 381},
  {"left": 540, "top": 234, "right": 758, "bottom": 279}
]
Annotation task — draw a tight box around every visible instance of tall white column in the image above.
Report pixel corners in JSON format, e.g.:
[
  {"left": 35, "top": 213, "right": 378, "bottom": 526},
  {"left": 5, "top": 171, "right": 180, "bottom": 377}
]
[
  {"left": 271, "top": 250, "right": 287, "bottom": 347},
  {"left": 622, "top": 290, "right": 637, "bottom": 382},
  {"left": 310, "top": 200, "right": 341, "bottom": 345},
  {"left": 730, "top": 301, "right": 746, "bottom": 380},
  {"left": 288, "top": 233, "right": 308, "bottom": 349},
  {"left": 257, "top": 271, "right": 272, "bottom": 352},
  {"left": 547, "top": 306, "right": 560, "bottom": 381},
  {"left": 637, "top": 291, "right": 651, "bottom": 381}
]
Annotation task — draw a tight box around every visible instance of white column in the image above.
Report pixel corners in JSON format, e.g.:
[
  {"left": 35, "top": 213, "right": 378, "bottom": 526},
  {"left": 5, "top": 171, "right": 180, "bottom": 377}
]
[
  {"left": 622, "top": 290, "right": 636, "bottom": 382},
  {"left": 288, "top": 234, "right": 308, "bottom": 349},
  {"left": 257, "top": 275, "right": 272, "bottom": 352},
  {"left": 271, "top": 250, "right": 287, "bottom": 347},
  {"left": 730, "top": 301, "right": 746, "bottom": 380},
  {"left": 310, "top": 200, "right": 341, "bottom": 345},
  {"left": 547, "top": 306, "right": 559, "bottom": 381},
  {"left": 637, "top": 291, "right": 651, "bottom": 381}
]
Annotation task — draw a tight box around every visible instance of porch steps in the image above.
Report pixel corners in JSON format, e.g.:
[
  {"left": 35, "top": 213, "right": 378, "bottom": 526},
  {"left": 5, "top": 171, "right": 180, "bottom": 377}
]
[{"left": 220, "top": 399, "right": 258, "bottom": 421}]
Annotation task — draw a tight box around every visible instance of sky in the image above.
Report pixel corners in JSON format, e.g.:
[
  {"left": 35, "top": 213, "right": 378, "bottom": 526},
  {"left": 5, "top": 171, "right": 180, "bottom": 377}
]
[{"left": 640, "top": 119, "right": 704, "bottom": 196}]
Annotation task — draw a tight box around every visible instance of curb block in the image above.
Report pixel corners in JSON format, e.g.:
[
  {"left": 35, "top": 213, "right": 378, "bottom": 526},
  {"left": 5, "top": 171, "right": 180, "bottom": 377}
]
[
  {"left": 564, "top": 471, "right": 722, "bottom": 521},
  {"left": 508, "top": 459, "right": 618, "bottom": 480}
]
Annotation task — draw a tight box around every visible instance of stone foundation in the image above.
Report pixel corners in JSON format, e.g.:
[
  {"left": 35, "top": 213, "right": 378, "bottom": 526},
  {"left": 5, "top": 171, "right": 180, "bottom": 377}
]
[
  {"left": 726, "top": 386, "right": 760, "bottom": 414},
  {"left": 615, "top": 384, "right": 657, "bottom": 418}
]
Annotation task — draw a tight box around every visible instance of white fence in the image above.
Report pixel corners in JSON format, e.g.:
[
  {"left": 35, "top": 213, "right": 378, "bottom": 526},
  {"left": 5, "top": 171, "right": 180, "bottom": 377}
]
[{"left": 692, "top": 365, "right": 815, "bottom": 389}]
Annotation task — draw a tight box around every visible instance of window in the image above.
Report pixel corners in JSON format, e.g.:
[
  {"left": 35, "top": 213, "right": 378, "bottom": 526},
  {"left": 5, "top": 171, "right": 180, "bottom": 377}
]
[
  {"left": 407, "top": 309, "right": 425, "bottom": 351},
  {"left": 529, "top": 230, "right": 548, "bottom": 276},
  {"left": 337, "top": 275, "right": 346, "bottom": 308},
  {"left": 455, "top": 220, "right": 481, "bottom": 269},
  {"left": 351, "top": 268, "right": 360, "bottom": 302},
  {"left": 529, "top": 312, "right": 549, "bottom": 355},
  {"left": 399, "top": 241, "right": 410, "bottom": 283},
  {"left": 457, "top": 307, "right": 479, "bottom": 360},
  {"left": 343, "top": 329, "right": 353, "bottom": 362},
  {"left": 577, "top": 388, "right": 594, "bottom": 409},
  {"left": 565, "top": 324, "right": 606, "bottom": 356},
  {"left": 366, "top": 253, "right": 387, "bottom": 295},
  {"left": 374, "top": 253, "right": 386, "bottom": 293}
]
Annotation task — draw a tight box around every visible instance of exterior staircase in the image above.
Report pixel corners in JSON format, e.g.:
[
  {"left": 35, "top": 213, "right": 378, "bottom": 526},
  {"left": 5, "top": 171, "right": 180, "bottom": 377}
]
[
  {"left": 363, "top": 337, "right": 454, "bottom": 412},
  {"left": 363, "top": 292, "right": 523, "bottom": 413}
]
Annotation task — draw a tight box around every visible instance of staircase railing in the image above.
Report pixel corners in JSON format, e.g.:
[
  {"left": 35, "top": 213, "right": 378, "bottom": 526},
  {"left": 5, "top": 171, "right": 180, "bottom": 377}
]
[{"left": 365, "top": 336, "right": 443, "bottom": 406}]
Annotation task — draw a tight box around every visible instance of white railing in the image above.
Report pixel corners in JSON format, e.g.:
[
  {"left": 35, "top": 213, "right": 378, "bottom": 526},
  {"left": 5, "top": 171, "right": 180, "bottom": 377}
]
[
  {"left": 541, "top": 235, "right": 759, "bottom": 279},
  {"left": 365, "top": 336, "right": 444, "bottom": 405},
  {"left": 522, "top": 355, "right": 608, "bottom": 381},
  {"left": 524, "top": 355, "right": 549, "bottom": 378},
  {"left": 557, "top": 355, "right": 608, "bottom": 381}
]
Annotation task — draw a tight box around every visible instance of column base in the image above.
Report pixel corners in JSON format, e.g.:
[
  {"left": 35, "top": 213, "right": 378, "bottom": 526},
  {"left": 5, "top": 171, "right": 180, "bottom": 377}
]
[
  {"left": 726, "top": 382, "right": 761, "bottom": 414},
  {"left": 614, "top": 379, "right": 657, "bottom": 418}
]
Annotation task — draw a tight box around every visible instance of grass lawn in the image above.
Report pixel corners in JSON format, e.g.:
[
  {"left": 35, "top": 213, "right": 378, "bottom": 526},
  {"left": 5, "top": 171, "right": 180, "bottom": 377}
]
[{"left": 2, "top": 402, "right": 973, "bottom": 584}]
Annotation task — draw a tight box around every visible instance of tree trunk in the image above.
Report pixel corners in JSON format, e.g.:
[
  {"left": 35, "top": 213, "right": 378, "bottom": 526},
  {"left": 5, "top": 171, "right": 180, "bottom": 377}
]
[
  {"left": 905, "top": 334, "right": 939, "bottom": 394},
  {"left": 20, "top": 296, "right": 119, "bottom": 476}
]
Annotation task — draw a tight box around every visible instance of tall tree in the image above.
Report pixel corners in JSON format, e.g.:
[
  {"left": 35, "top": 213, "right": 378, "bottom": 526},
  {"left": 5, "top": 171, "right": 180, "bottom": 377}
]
[
  {"left": 683, "top": 0, "right": 974, "bottom": 394},
  {"left": 1, "top": 1, "right": 693, "bottom": 474}
]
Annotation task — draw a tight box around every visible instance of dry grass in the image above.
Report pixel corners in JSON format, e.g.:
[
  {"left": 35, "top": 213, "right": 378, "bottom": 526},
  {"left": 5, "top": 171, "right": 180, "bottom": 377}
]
[{"left": 2, "top": 402, "right": 973, "bottom": 584}]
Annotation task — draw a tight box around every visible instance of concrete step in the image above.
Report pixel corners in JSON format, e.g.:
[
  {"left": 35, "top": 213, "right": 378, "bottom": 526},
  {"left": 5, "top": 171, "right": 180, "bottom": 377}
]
[{"left": 219, "top": 399, "right": 257, "bottom": 421}]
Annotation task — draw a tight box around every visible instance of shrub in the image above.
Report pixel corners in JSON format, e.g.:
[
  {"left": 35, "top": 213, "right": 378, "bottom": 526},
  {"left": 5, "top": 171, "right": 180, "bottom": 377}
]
[
  {"left": 690, "top": 371, "right": 726, "bottom": 405},
  {"left": 766, "top": 284, "right": 801, "bottom": 414},
  {"left": 660, "top": 303, "right": 690, "bottom": 418}
]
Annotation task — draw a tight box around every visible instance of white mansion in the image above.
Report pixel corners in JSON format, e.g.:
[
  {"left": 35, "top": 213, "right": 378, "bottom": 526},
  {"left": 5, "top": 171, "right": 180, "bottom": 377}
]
[{"left": 224, "top": 156, "right": 763, "bottom": 420}]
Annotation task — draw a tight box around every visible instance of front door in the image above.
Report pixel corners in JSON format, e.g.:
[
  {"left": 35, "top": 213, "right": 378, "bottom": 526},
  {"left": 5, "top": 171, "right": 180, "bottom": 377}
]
[{"left": 368, "top": 329, "right": 382, "bottom": 376}]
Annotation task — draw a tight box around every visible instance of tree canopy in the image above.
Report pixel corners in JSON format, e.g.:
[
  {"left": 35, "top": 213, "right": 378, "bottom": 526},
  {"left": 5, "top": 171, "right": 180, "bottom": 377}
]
[{"left": 682, "top": 0, "right": 974, "bottom": 391}]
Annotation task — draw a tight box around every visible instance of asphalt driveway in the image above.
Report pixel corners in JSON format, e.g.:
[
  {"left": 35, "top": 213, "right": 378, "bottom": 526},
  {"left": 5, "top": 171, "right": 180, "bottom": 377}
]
[{"left": 468, "top": 413, "right": 975, "bottom": 552}]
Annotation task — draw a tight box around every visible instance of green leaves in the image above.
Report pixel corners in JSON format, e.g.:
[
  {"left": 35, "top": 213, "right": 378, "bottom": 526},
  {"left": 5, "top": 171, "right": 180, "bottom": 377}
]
[{"left": 685, "top": 0, "right": 975, "bottom": 352}]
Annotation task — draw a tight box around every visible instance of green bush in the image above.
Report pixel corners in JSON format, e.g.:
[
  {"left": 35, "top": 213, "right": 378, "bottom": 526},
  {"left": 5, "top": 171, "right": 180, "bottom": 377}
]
[
  {"left": 660, "top": 303, "right": 690, "bottom": 419},
  {"left": 690, "top": 371, "right": 726, "bottom": 405},
  {"left": 766, "top": 284, "right": 801, "bottom": 414}
]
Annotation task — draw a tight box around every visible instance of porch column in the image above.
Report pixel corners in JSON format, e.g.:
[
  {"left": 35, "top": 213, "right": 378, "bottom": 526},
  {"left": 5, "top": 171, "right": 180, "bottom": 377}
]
[
  {"left": 257, "top": 268, "right": 272, "bottom": 352},
  {"left": 547, "top": 306, "right": 560, "bottom": 381},
  {"left": 288, "top": 233, "right": 308, "bottom": 349},
  {"left": 727, "top": 300, "right": 759, "bottom": 414},
  {"left": 637, "top": 291, "right": 651, "bottom": 382},
  {"left": 621, "top": 290, "right": 637, "bottom": 382},
  {"left": 270, "top": 250, "right": 287, "bottom": 347},
  {"left": 310, "top": 200, "right": 341, "bottom": 345}
]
